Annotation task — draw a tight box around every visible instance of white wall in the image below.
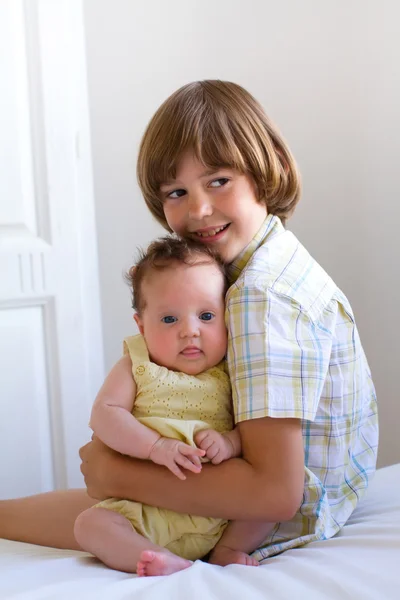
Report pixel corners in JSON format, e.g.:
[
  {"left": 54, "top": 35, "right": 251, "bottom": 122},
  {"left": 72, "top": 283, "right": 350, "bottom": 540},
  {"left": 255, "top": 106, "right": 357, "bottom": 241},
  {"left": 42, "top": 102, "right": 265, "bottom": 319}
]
[{"left": 83, "top": 0, "right": 400, "bottom": 467}]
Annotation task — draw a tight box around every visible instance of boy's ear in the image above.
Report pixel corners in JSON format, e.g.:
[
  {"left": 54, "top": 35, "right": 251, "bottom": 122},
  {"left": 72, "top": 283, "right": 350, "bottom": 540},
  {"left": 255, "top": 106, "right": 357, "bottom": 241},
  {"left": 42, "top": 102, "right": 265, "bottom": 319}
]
[{"left": 134, "top": 313, "right": 145, "bottom": 336}]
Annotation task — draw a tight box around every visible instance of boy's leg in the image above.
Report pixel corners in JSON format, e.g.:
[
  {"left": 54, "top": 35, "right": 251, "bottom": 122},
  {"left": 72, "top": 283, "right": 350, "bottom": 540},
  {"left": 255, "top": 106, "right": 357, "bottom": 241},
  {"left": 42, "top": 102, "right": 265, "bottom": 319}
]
[
  {"left": 74, "top": 507, "right": 192, "bottom": 575},
  {"left": 209, "top": 520, "right": 274, "bottom": 566},
  {"left": 0, "top": 489, "right": 96, "bottom": 550}
]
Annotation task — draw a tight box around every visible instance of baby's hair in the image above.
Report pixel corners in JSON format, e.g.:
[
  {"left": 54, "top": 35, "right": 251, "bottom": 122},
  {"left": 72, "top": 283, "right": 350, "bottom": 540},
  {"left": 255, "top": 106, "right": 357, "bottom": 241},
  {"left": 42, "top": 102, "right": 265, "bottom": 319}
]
[
  {"left": 137, "top": 80, "right": 301, "bottom": 230},
  {"left": 127, "top": 236, "right": 230, "bottom": 314}
]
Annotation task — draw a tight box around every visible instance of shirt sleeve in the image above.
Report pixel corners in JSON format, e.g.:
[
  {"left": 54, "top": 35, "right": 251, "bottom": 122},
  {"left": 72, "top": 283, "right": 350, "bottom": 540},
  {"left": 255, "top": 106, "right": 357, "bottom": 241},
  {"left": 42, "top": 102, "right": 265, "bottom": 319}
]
[{"left": 226, "top": 283, "right": 335, "bottom": 423}]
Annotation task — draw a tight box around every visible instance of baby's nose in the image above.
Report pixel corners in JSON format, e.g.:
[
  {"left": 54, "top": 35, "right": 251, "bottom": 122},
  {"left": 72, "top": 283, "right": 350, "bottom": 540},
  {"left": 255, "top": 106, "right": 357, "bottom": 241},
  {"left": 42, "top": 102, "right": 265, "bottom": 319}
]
[{"left": 180, "top": 317, "right": 200, "bottom": 338}]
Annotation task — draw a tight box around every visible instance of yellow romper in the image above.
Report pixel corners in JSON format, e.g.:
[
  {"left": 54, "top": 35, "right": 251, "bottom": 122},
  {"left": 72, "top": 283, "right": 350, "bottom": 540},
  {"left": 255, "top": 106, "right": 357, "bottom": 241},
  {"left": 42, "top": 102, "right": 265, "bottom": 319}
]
[{"left": 96, "top": 334, "right": 233, "bottom": 561}]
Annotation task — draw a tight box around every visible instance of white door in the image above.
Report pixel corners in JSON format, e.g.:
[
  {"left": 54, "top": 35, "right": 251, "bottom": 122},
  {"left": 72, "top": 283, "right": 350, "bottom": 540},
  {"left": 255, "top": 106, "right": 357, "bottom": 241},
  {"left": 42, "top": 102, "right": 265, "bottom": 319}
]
[{"left": 0, "top": 0, "right": 104, "bottom": 498}]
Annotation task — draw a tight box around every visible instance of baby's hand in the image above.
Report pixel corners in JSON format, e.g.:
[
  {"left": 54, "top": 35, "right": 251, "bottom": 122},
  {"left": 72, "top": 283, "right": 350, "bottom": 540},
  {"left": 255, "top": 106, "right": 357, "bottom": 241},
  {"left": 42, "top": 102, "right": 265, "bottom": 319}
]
[
  {"left": 194, "top": 429, "right": 235, "bottom": 465},
  {"left": 149, "top": 437, "right": 205, "bottom": 480}
]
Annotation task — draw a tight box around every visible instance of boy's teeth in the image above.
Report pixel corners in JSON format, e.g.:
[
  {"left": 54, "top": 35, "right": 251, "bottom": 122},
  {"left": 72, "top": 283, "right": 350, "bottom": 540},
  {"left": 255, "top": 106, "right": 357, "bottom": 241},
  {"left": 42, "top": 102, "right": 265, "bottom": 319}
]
[{"left": 197, "top": 226, "right": 225, "bottom": 237}]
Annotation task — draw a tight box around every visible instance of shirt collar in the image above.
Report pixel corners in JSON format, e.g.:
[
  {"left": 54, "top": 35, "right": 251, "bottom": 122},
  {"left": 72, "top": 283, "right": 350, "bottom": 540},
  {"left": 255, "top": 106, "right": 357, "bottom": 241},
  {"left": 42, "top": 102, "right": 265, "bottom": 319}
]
[{"left": 229, "top": 214, "right": 285, "bottom": 284}]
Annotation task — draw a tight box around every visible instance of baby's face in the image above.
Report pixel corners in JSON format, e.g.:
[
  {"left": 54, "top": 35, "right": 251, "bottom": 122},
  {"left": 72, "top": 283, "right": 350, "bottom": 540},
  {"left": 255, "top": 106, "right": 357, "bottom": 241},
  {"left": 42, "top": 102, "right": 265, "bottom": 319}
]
[{"left": 134, "top": 260, "right": 227, "bottom": 375}]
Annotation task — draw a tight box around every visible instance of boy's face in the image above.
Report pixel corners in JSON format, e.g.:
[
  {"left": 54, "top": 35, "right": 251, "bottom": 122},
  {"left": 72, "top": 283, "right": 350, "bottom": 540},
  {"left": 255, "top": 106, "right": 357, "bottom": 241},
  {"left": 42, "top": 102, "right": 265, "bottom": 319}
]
[
  {"left": 134, "top": 260, "right": 227, "bottom": 376},
  {"left": 160, "top": 151, "right": 267, "bottom": 263}
]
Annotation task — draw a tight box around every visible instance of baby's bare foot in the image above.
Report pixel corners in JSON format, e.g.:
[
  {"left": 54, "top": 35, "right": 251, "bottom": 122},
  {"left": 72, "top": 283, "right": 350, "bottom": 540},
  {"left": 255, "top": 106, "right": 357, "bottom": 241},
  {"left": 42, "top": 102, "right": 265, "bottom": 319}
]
[
  {"left": 209, "top": 545, "right": 259, "bottom": 567},
  {"left": 136, "top": 550, "right": 192, "bottom": 577}
]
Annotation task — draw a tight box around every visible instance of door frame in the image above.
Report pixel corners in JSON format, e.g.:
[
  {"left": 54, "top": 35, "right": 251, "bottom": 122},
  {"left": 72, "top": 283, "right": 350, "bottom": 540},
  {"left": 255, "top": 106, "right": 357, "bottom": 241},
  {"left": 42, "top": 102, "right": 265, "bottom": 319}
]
[{"left": 37, "top": 0, "right": 105, "bottom": 487}]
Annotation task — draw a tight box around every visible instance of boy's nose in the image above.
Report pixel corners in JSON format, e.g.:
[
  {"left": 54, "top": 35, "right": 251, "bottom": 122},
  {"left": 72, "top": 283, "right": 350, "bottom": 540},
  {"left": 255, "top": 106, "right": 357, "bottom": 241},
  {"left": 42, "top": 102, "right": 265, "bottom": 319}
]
[{"left": 188, "top": 192, "right": 213, "bottom": 220}]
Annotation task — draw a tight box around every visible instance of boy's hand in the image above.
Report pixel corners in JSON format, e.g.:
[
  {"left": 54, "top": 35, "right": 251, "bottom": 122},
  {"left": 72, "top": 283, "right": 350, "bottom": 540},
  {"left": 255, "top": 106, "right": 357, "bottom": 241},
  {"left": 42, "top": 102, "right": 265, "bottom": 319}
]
[
  {"left": 194, "top": 429, "right": 236, "bottom": 464},
  {"left": 149, "top": 437, "right": 205, "bottom": 480}
]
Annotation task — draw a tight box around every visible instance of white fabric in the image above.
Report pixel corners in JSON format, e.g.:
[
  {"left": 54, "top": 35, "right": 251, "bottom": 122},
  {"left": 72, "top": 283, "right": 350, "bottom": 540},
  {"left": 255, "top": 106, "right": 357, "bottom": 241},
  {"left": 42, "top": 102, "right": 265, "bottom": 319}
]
[{"left": 1, "top": 464, "right": 399, "bottom": 599}]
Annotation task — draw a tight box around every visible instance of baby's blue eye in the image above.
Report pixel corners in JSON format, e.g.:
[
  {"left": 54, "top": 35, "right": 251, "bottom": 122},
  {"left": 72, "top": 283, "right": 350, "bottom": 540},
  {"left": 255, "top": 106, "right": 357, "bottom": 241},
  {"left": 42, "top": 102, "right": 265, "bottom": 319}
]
[
  {"left": 199, "top": 312, "right": 214, "bottom": 321},
  {"left": 162, "top": 316, "right": 177, "bottom": 324}
]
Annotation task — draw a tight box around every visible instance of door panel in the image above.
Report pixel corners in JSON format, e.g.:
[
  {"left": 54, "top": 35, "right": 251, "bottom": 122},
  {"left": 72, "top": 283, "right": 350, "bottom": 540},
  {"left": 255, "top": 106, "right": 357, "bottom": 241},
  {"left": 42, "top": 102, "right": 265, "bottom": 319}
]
[{"left": 0, "top": 0, "right": 104, "bottom": 498}]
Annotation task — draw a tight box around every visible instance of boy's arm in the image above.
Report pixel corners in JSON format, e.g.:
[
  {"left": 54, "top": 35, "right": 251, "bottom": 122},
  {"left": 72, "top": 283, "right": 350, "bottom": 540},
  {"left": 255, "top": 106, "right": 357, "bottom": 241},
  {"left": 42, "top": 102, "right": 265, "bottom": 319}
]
[
  {"left": 90, "top": 355, "right": 160, "bottom": 458},
  {"left": 80, "top": 416, "right": 304, "bottom": 522},
  {"left": 195, "top": 427, "right": 273, "bottom": 560}
]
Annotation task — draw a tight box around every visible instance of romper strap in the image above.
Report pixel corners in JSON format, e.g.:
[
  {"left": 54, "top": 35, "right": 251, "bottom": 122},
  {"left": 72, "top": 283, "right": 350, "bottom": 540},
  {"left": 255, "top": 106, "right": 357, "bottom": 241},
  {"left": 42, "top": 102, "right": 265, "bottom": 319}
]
[{"left": 123, "top": 334, "right": 150, "bottom": 366}]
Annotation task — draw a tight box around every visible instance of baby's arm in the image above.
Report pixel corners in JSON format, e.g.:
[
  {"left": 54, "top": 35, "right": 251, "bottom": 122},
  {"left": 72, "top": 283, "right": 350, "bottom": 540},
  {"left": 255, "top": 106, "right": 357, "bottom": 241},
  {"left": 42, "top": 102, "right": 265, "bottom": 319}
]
[
  {"left": 90, "top": 355, "right": 160, "bottom": 459},
  {"left": 90, "top": 355, "right": 204, "bottom": 479}
]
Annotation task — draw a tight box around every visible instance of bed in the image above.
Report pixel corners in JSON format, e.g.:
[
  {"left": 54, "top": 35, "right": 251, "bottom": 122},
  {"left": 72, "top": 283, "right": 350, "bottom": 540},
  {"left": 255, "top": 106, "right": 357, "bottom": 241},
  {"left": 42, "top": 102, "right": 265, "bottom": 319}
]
[{"left": 1, "top": 463, "right": 399, "bottom": 600}]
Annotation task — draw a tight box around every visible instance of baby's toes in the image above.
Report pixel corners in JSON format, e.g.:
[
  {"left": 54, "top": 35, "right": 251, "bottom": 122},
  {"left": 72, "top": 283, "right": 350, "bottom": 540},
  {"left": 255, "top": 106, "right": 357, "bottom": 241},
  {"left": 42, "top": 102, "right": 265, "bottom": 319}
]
[{"left": 246, "top": 555, "right": 259, "bottom": 567}]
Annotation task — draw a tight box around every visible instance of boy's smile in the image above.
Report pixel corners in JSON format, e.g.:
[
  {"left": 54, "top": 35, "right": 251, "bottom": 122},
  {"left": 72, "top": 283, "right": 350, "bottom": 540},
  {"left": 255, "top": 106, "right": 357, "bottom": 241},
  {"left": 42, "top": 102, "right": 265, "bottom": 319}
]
[
  {"left": 160, "top": 152, "right": 267, "bottom": 264},
  {"left": 194, "top": 224, "right": 230, "bottom": 238}
]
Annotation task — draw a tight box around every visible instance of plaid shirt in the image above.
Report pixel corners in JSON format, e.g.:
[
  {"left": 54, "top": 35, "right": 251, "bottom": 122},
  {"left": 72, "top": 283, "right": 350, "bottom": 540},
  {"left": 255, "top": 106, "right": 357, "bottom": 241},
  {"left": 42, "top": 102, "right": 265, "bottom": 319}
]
[{"left": 226, "top": 215, "right": 378, "bottom": 559}]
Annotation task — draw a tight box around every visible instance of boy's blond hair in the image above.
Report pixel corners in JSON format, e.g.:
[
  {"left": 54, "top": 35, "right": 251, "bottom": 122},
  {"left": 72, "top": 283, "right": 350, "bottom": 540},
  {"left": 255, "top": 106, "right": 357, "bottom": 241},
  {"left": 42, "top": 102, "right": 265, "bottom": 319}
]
[
  {"left": 127, "top": 236, "right": 229, "bottom": 315},
  {"left": 137, "top": 80, "right": 301, "bottom": 229}
]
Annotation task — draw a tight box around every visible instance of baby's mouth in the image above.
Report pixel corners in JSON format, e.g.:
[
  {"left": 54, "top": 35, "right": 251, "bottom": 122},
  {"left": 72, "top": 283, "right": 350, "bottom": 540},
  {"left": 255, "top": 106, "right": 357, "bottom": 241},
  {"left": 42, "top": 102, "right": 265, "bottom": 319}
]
[{"left": 181, "top": 347, "right": 202, "bottom": 356}]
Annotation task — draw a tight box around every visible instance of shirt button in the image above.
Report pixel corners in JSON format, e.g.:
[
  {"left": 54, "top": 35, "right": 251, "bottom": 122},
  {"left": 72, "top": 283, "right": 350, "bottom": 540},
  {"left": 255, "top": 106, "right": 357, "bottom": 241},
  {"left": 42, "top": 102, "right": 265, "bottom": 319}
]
[{"left": 136, "top": 365, "right": 145, "bottom": 376}]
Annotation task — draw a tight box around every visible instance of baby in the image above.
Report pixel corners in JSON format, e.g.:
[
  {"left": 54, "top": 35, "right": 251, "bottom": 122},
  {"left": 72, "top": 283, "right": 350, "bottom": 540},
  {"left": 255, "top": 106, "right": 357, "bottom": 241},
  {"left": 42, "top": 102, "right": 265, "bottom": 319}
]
[{"left": 74, "top": 236, "right": 272, "bottom": 575}]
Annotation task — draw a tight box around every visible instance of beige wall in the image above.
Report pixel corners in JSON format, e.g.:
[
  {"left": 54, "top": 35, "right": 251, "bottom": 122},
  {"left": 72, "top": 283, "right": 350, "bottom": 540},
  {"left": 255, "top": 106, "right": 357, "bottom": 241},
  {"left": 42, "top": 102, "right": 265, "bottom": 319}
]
[{"left": 83, "top": 0, "right": 400, "bottom": 467}]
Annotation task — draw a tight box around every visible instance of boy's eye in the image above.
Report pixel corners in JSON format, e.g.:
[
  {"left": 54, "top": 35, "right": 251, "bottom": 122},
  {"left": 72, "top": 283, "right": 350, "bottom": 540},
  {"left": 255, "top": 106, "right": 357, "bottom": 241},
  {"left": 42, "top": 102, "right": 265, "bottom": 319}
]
[
  {"left": 161, "top": 316, "right": 177, "bottom": 324},
  {"left": 199, "top": 312, "right": 214, "bottom": 321},
  {"left": 167, "top": 188, "right": 186, "bottom": 200},
  {"left": 209, "top": 178, "right": 229, "bottom": 188}
]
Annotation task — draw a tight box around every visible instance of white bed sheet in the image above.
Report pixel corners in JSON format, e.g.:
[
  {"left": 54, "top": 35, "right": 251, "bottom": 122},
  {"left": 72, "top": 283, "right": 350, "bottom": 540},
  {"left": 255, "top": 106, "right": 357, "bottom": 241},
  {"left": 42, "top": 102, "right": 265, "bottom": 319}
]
[{"left": 1, "top": 464, "right": 399, "bottom": 600}]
